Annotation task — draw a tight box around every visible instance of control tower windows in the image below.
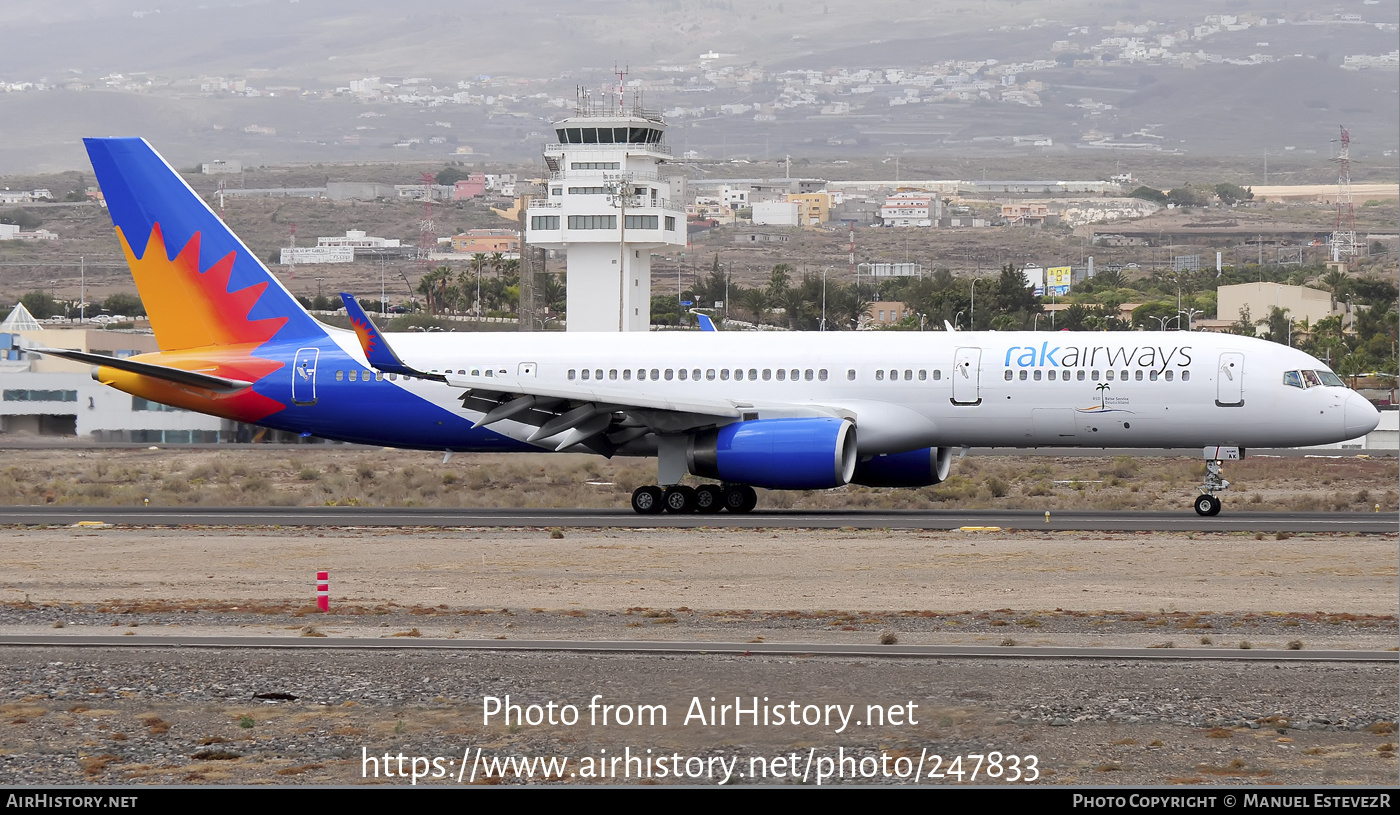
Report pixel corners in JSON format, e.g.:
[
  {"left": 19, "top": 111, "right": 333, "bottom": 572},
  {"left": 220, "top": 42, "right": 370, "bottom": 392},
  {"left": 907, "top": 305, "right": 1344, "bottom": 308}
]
[
  {"left": 568, "top": 215, "right": 618, "bottom": 229},
  {"left": 557, "top": 127, "right": 663, "bottom": 145}
]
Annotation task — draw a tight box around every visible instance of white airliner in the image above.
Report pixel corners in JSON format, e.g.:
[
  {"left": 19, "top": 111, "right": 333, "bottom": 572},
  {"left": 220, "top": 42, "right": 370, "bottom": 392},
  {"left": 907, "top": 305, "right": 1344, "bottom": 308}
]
[{"left": 48, "top": 138, "right": 1382, "bottom": 518}]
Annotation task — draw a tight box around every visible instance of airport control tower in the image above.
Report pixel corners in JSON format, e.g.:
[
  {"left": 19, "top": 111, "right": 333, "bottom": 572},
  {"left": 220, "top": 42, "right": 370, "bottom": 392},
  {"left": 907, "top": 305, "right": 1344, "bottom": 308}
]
[{"left": 525, "top": 87, "right": 687, "bottom": 331}]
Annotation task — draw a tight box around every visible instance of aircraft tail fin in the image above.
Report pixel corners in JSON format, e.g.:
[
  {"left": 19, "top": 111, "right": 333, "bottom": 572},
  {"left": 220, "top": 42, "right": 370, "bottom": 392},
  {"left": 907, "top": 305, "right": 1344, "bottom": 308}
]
[
  {"left": 84, "top": 137, "right": 325, "bottom": 352},
  {"left": 697, "top": 314, "right": 718, "bottom": 332}
]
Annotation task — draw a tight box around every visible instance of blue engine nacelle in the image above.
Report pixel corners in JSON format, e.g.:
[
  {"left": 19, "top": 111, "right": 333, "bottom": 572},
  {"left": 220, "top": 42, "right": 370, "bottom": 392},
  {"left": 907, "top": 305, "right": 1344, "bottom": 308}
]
[
  {"left": 687, "top": 418, "right": 857, "bottom": 490},
  {"left": 850, "top": 447, "right": 954, "bottom": 487}
]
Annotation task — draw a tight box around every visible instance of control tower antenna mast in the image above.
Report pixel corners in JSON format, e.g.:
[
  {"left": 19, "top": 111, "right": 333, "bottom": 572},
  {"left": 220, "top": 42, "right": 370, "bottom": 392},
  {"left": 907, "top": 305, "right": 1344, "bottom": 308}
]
[{"left": 614, "top": 64, "right": 628, "bottom": 114}]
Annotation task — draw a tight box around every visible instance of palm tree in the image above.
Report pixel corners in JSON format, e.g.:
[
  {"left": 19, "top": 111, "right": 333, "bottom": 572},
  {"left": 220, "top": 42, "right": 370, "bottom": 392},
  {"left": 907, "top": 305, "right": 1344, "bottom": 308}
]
[
  {"left": 767, "top": 263, "right": 793, "bottom": 297},
  {"left": 416, "top": 266, "right": 454, "bottom": 315},
  {"left": 469, "top": 253, "right": 488, "bottom": 315},
  {"left": 740, "top": 288, "right": 770, "bottom": 325},
  {"left": 1095, "top": 382, "right": 1110, "bottom": 410},
  {"left": 1094, "top": 268, "right": 1126, "bottom": 289}
]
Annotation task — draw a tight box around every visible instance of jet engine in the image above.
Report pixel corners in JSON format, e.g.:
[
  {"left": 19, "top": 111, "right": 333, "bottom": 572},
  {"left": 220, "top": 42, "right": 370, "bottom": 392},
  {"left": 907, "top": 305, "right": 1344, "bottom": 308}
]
[
  {"left": 850, "top": 446, "right": 954, "bottom": 488},
  {"left": 687, "top": 417, "right": 857, "bottom": 490}
]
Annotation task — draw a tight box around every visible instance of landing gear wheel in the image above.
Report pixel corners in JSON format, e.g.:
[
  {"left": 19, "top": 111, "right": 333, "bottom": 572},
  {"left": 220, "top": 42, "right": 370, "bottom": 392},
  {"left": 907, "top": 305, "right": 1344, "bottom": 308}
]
[
  {"left": 663, "top": 485, "right": 697, "bottom": 513},
  {"left": 631, "top": 485, "right": 665, "bottom": 515},
  {"left": 722, "top": 485, "right": 759, "bottom": 514},
  {"left": 694, "top": 485, "right": 724, "bottom": 514},
  {"left": 1194, "top": 494, "right": 1221, "bottom": 517}
]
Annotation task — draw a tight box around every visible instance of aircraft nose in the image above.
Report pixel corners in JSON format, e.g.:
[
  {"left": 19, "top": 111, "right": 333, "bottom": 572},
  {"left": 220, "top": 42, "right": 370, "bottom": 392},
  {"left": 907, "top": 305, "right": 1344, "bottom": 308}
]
[{"left": 1343, "top": 391, "right": 1380, "bottom": 439}]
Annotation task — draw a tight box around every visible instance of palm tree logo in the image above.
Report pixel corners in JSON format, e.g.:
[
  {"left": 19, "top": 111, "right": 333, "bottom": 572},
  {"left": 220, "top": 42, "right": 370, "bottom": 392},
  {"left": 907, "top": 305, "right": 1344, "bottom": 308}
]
[{"left": 1096, "top": 382, "right": 1110, "bottom": 410}]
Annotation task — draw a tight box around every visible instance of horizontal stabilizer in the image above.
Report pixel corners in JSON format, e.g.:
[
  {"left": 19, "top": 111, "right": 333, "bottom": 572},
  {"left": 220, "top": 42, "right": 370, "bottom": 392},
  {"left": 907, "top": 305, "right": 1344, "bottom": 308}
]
[
  {"left": 340, "top": 293, "right": 445, "bottom": 382},
  {"left": 36, "top": 348, "right": 252, "bottom": 393}
]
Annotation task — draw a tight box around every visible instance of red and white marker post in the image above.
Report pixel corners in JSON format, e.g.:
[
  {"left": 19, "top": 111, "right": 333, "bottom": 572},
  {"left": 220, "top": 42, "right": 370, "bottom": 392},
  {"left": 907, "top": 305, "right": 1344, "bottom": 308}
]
[{"left": 316, "top": 571, "right": 329, "bottom": 612}]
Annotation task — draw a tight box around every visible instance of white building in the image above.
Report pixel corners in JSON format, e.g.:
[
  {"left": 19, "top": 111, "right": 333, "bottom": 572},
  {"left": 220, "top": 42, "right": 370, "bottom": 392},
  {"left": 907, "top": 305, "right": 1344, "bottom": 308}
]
[
  {"left": 202, "top": 159, "right": 243, "bottom": 175},
  {"left": 0, "top": 308, "right": 238, "bottom": 442},
  {"left": 280, "top": 247, "right": 354, "bottom": 265},
  {"left": 879, "top": 192, "right": 942, "bottom": 227},
  {"left": 525, "top": 102, "right": 687, "bottom": 331},
  {"left": 318, "top": 229, "right": 402, "bottom": 250},
  {"left": 751, "top": 201, "right": 799, "bottom": 226}
]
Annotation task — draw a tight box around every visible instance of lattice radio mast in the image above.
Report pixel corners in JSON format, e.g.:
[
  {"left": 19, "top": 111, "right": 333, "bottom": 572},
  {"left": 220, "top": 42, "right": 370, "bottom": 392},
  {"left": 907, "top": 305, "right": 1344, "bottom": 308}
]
[{"left": 1330, "top": 126, "right": 1358, "bottom": 260}]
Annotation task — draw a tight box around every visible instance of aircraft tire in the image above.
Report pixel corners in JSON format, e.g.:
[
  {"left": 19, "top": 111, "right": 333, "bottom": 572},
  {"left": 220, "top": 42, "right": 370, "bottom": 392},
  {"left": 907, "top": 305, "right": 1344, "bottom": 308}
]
[
  {"left": 1193, "top": 494, "right": 1221, "bottom": 517},
  {"left": 695, "top": 485, "right": 724, "bottom": 514},
  {"left": 722, "top": 484, "right": 759, "bottom": 514},
  {"left": 663, "top": 485, "right": 697, "bottom": 513},
  {"left": 632, "top": 485, "right": 665, "bottom": 515}
]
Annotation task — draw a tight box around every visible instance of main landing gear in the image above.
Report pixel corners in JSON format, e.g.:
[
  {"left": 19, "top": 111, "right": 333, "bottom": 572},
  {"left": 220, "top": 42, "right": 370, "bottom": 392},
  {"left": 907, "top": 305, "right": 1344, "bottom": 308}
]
[
  {"left": 631, "top": 484, "right": 757, "bottom": 515},
  {"left": 1193, "top": 447, "right": 1238, "bottom": 517}
]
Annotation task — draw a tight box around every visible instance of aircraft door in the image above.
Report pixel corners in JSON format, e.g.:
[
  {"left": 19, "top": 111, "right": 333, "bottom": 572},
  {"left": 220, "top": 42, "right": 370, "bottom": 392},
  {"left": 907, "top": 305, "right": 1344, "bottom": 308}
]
[
  {"left": 1215, "top": 352, "right": 1244, "bottom": 407},
  {"left": 292, "top": 347, "right": 319, "bottom": 406},
  {"left": 951, "top": 347, "right": 982, "bottom": 405}
]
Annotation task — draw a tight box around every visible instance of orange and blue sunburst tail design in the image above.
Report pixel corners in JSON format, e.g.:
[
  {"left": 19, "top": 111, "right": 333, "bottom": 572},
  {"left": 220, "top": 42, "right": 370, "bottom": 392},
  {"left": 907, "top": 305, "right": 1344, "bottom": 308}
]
[
  {"left": 85, "top": 138, "right": 329, "bottom": 422},
  {"left": 83, "top": 138, "right": 532, "bottom": 452}
]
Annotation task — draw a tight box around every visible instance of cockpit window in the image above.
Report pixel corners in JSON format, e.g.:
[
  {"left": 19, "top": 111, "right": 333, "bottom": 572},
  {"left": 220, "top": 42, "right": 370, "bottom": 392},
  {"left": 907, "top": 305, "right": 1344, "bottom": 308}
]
[{"left": 1287, "top": 369, "right": 1346, "bottom": 388}]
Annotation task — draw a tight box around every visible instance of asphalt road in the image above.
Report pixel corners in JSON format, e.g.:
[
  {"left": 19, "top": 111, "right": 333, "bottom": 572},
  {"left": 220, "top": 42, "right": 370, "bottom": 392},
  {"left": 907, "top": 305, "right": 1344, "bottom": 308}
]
[
  {"left": 2, "top": 505, "right": 1394, "bottom": 532},
  {"left": 1, "top": 634, "right": 1393, "bottom": 662}
]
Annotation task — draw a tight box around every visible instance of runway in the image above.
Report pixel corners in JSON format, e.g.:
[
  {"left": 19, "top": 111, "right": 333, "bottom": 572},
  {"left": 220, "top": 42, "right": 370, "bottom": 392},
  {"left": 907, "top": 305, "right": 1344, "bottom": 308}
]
[
  {"left": 2, "top": 505, "right": 1395, "bottom": 532},
  {"left": 2, "top": 633, "right": 1394, "bottom": 662}
]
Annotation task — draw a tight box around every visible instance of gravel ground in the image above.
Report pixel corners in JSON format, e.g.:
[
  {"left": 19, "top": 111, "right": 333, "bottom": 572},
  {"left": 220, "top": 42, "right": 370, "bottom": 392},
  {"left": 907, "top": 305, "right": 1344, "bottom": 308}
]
[
  {"left": 0, "top": 525, "right": 1394, "bottom": 786},
  {"left": 1, "top": 647, "right": 1395, "bottom": 786}
]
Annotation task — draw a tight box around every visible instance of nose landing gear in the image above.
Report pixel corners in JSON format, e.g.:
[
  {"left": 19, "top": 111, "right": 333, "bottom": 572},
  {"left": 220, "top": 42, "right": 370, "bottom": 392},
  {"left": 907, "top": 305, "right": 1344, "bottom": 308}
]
[{"left": 1193, "top": 446, "right": 1239, "bottom": 517}]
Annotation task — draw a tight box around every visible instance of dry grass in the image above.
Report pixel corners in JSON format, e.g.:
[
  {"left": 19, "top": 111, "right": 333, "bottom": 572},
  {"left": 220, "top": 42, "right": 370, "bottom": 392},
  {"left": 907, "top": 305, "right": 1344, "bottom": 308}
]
[{"left": 0, "top": 449, "right": 1392, "bottom": 512}]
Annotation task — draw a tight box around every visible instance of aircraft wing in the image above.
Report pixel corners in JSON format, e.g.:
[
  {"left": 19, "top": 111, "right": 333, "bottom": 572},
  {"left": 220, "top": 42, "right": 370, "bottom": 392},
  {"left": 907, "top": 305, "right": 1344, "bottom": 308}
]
[
  {"left": 697, "top": 314, "right": 717, "bottom": 331},
  {"left": 341, "top": 295, "right": 841, "bottom": 454}
]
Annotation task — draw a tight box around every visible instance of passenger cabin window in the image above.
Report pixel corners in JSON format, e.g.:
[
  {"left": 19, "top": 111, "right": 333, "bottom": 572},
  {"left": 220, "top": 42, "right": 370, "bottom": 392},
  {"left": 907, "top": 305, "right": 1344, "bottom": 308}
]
[{"left": 846, "top": 369, "right": 855, "bottom": 381}]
